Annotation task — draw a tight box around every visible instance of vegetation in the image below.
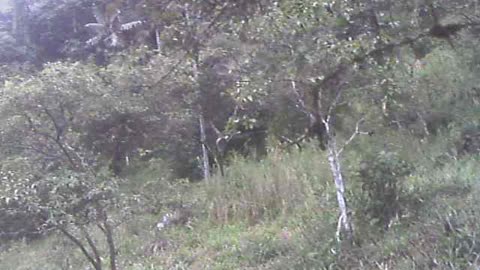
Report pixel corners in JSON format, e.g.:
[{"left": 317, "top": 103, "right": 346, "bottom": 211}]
[{"left": 0, "top": 0, "right": 480, "bottom": 269}]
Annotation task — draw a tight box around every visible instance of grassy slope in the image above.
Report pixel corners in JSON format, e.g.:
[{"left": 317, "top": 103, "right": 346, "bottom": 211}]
[{"left": 1, "top": 142, "right": 480, "bottom": 270}]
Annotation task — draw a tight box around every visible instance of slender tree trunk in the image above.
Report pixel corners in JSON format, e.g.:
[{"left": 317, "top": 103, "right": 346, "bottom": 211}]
[
  {"left": 216, "top": 152, "right": 225, "bottom": 177},
  {"left": 103, "top": 219, "right": 117, "bottom": 270},
  {"left": 155, "top": 28, "right": 162, "bottom": 52},
  {"left": 199, "top": 113, "right": 211, "bottom": 181},
  {"left": 325, "top": 131, "right": 353, "bottom": 240},
  {"left": 184, "top": 3, "right": 210, "bottom": 181},
  {"left": 193, "top": 55, "right": 210, "bottom": 181},
  {"left": 82, "top": 228, "right": 102, "bottom": 270},
  {"left": 12, "top": 0, "right": 29, "bottom": 46},
  {"left": 58, "top": 226, "right": 102, "bottom": 270}
]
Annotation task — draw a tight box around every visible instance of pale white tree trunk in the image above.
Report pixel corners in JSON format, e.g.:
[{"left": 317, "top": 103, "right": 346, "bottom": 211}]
[
  {"left": 155, "top": 28, "right": 162, "bottom": 52},
  {"left": 324, "top": 121, "right": 353, "bottom": 240},
  {"left": 199, "top": 114, "right": 210, "bottom": 181},
  {"left": 326, "top": 136, "right": 352, "bottom": 240}
]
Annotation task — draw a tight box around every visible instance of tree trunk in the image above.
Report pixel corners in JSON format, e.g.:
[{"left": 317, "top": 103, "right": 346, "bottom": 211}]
[
  {"left": 325, "top": 132, "right": 353, "bottom": 240},
  {"left": 82, "top": 228, "right": 102, "bottom": 270},
  {"left": 103, "top": 219, "right": 117, "bottom": 270},
  {"left": 199, "top": 114, "right": 211, "bottom": 181},
  {"left": 155, "top": 28, "right": 162, "bottom": 52},
  {"left": 12, "top": 0, "right": 29, "bottom": 46},
  {"left": 182, "top": 3, "right": 210, "bottom": 181},
  {"left": 58, "top": 226, "right": 102, "bottom": 270}
]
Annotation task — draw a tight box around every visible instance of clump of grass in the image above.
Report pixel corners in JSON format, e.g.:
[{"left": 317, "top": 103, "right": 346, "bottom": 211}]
[
  {"left": 0, "top": 234, "right": 87, "bottom": 270},
  {"left": 205, "top": 146, "right": 333, "bottom": 225}
]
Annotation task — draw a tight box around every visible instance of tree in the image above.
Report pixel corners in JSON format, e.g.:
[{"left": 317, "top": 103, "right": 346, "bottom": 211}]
[
  {"left": 137, "top": 0, "right": 271, "bottom": 181},
  {"left": 11, "top": 0, "right": 28, "bottom": 45},
  {"left": 226, "top": 0, "right": 480, "bottom": 240},
  {"left": 0, "top": 61, "right": 145, "bottom": 269}
]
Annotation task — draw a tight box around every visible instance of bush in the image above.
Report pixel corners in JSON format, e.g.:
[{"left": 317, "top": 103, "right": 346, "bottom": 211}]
[{"left": 355, "top": 151, "right": 414, "bottom": 230}]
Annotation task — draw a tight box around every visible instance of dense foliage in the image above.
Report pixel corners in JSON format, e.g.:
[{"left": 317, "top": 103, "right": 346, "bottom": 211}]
[{"left": 0, "top": 0, "right": 480, "bottom": 269}]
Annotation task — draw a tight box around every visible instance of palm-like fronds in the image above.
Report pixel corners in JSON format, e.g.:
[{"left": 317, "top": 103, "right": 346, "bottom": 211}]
[
  {"left": 120, "top": 21, "right": 144, "bottom": 31},
  {"left": 84, "top": 3, "right": 145, "bottom": 48},
  {"left": 85, "top": 23, "right": 107, "bottom": 35}
]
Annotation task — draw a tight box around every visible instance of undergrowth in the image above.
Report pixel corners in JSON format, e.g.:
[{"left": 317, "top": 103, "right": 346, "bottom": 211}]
[{"left": 1, "top": 143, "right": 480, "bottom": 270}]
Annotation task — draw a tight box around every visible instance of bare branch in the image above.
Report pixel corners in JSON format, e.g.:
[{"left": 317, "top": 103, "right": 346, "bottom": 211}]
[
  {"left": 209, "top": 121, "right": 223, "bottom": 138},
  {"left": 290, "top": 79, "right": 310, "bottom": 116},
  {"left": 43, "top": 106, "right": 66, "bottom": 141},
  {"left": 278, "top": 132, "right": 308, "bottom": 151},
  {"left": 325, "top": 83, "right": 347, "bottom": 125},
  {"left": 337, "top": 117, "right": 368, "bottom": 156},
  {"left": 277, "top": 134, "right": 304, "bottom": 151},
  {"left": 20, "top": 112, "right": 78, "bottom": 169}
]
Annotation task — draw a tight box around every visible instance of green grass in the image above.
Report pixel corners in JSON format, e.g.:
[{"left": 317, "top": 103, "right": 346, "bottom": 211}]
[{"left": 1, "top": 144, "right": 480, "bottom": 270}]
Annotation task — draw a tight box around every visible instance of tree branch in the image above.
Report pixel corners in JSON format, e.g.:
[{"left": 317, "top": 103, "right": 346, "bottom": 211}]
[
  {"left": 58, "top": 226, "right": 101, "bottom": 270},
  {"left": 337, "top": 117, "right": 368, "bottom": 156},
  {"left": 82, "top": 227, "right": 102, "bottom": 269},
  {"left": 21, "top": 112, "right": 78, "bottom": 170},
  {"left": 102, "top": 214, "right": 117, "bottom": 270},
  {"left": 277, "top": 134, "right": 304, "bottom": 151}
]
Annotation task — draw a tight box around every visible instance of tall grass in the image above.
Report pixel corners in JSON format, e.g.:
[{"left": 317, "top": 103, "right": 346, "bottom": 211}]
[
  {"left": 205, "top": 145, "right": 336, "bottom": 225},
  {"left": 2, "top": 140, "right": 480, "bottom": 269}
]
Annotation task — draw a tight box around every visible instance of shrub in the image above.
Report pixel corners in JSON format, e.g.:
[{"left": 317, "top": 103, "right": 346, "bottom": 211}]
[{"left": 355, "top": 151, "right": 414, "bottom": 230}]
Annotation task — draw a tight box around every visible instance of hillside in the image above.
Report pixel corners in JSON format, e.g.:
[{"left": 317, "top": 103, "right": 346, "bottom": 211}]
[{"left": 0, "top": 0, "right": 480, "bottom": 269}]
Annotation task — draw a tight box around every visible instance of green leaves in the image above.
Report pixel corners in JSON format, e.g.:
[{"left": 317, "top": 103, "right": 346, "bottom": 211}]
[{"left": 356, "top": 151, "right": 414, "bottom": 229}]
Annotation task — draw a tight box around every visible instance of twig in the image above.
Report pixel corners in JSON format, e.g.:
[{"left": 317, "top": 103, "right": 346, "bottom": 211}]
[
  {"left": 290, "top": 79, "right": 310, "bottom": 116},
  {"left": 21, "top": 112, "right": 78, "bottom": 170},
  {"left": 209, "top": 121, "right": 223, "bottom": 138},
  {"left": 278, "top": 135, "right": 303, "bottom": 151},
  {"left": 278, "top": 133, "right": 308, "bottom": 150},
  {"left": 325, "top": 82, "right": 347, "bottom": 125},
  {"left": 337, "top": 117, "right": 367, "bottom": 156}
]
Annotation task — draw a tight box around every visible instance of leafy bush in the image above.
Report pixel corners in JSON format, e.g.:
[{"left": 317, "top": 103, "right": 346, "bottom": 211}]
[{"left": 355, "top": 151, "right": 414, "bottom": 230}]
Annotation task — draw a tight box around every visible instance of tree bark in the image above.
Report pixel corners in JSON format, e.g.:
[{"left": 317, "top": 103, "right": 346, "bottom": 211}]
[
  {"left": 184, "top": 3, "right": 210, "bottom": 181},
  {"left": 199, "top": 113, "right": 211, "bottom": 181},
  {"left": 155, "top": 28, "right": 162, "bottom": 52},
  {"left": 192, "top": 49, "right": 210, "bottom": 182},
  {"left": 325, "top": 129, "right": 353, "bottom": 241}
]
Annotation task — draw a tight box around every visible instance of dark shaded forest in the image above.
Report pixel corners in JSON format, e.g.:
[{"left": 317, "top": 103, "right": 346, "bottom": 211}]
[{"left": 0, "top": 0, "right": 480, "bottom": 269}]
